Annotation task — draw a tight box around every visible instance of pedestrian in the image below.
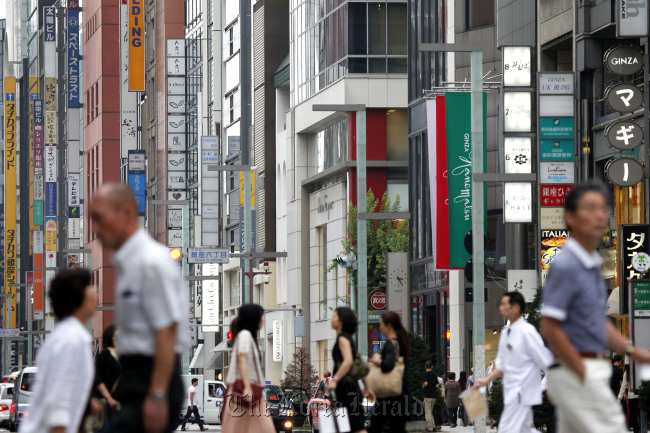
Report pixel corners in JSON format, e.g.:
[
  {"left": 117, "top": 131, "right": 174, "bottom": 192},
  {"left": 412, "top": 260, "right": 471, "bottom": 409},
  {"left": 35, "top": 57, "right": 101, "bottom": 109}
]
[
  {"left": 90, "top": 182, "right": 188, "bottom": 433},
  {"left": 324, "top": 371, "right": 331, "bottom": 380},
  {"left": 222, "top": 304, "right": 275, "bottom": 433},
  {"left": 422, "top": 360, "right": 438, "bottom": 432},
  {"left": 368, "top": 311, "right": 410, "bottom": 433},
  {"left": 181, "top": 378, "right": 207, "bottom": 431},
  {"left": 474, "top": 291, "right": 553, "bottom": 433},
  {"left": 611, "top": 354, "right": 624, "bottom": 398},
  {"left": 92, "top": 324, "right": 122, "bottom": 430},
  {"left": 19, "top": 268, "right": 97, "bottom": 433},
  {"left": 327, "top": 307, "right": 375, "bottom": 433},
  {"left": 444, "top": 372, "right": 460, "bottom": 428},
  {"left": 458, "top": 371, "right": 469, "bottom": 427},
  {"left": 541, "top": 183, "right": 650, "bottom": 433}
]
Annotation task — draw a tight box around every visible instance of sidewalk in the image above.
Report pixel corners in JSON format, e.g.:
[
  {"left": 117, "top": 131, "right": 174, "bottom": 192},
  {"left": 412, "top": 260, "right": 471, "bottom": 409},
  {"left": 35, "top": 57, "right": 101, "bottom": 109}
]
[{"left": 407, "top": 420, "right": 490, "bottom": 433}]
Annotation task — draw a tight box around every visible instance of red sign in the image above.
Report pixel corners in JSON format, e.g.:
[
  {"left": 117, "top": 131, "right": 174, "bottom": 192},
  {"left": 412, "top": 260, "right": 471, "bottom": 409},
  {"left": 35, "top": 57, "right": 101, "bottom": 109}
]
[
  {"left": 369, "top": 289, "right": 387, "bottom": 310},
  {"left": 540, "top": 184, "right": 573, "bottom": 207},
  {"left": 68, "top": 0, "right": 80, "bottom": 9}
]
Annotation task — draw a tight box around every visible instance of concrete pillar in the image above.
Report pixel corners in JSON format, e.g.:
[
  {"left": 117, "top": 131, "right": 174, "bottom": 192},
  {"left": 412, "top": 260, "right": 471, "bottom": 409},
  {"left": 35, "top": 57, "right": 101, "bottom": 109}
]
[{"left": 449, "top": 269, "right": 465, "bottom": 375}]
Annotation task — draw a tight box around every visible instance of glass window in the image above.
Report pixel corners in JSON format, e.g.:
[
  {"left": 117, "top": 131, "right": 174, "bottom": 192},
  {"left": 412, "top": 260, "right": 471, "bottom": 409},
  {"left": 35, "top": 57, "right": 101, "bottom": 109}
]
[
  {"left": 368, "top": 2, "right": 386, "bottom": 55},
  {"left": 467, "top": 0, "right": 494, "bottom": 29},
  {"left": 387, "top": 3, "right": 407, "bottom": 55},
  {"left": 369, "top": 58, "right": 386, "bottom": 73},
  {"left": 348, "top": 3, "right": 367, "bottom": 55},
  {"left": 318, "top": 225, "right": 328, "bottom": 320},
  {"left": 349, "top": 57, "right": 367, "bottom": 73}
]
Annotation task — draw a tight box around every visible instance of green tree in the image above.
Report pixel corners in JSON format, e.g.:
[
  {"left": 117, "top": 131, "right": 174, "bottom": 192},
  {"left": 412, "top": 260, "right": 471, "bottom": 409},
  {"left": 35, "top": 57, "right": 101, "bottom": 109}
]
[
  {"left": 406, "top": 332, "right": 444, "bottom": 420},
  {"left": 488, "top": 379, "right": 504, "bottom": 427},
  {"left": 281, "top": 347, "right": 320, "bottom": 395},
  {"left": 333, "top": 190, "right": 409, "bottom": 293}
]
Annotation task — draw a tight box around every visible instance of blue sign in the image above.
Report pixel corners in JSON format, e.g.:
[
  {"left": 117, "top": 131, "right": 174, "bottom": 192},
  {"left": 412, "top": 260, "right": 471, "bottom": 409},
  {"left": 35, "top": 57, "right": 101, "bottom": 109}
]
[
  {"left": 372, "top": 345, "right": 381, "bottom": 354},
  {"left": 44, "top": 7, "right": 56, "bottom": 42},
  {"left": 67, "top": 10, "right": 80, "bottom": 108},
  {"left": 33, "top": 99, "right": 43, "bottom": 125},
  {"left": 45, "top": 182, "right": 57, "bottom": 216},
  {"left": 187, "top": 248, "right": 231, "bottom": 264},
  {"left": 128, "top": 173, "right": 146, "bottom": 215},
  {"left": 372, "top": 330, "right": 380, "bottom": 340}
]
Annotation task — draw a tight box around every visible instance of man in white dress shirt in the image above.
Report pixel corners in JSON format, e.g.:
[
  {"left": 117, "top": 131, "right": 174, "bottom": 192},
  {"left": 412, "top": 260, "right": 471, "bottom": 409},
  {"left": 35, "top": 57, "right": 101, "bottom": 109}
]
[
  {"left": 90, "top": 183, "right": 189, "bottom": 433},
  {"left": 475, "top": 291, "right": 553, "bottom": 433},
  {"left": 19, "top": 268, "right": 96, "bottom": 433}
]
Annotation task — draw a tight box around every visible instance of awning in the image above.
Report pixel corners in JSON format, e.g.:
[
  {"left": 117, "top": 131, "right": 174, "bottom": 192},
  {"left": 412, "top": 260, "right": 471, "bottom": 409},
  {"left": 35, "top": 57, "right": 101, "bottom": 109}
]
[
  {"left": 212, "top": 339, "right": 232, "bottom": 353},
  {"left": 189, "top": 344, "right": 227, "bottom": 369}
]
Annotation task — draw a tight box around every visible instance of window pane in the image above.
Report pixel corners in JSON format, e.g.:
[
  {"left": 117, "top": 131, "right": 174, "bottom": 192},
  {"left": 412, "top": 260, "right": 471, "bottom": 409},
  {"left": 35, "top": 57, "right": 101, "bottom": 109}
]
[
  {"left": 388, "top": 58, "right": 407, "bottom": 73},
  {"left": 349, "top": 57, "right": 367, "bottom": 73},
  {"left": 348, "top": 3, "right": 367, "bottom": 55},
  {"left": 368, "top": 2, "right": 386, "bottom": 55},
  {"left": 369, "top": 58, "right": 386, "bottom": 73},
  {"left": 387, "top": 4, "right": 407, "bottom": 55}
]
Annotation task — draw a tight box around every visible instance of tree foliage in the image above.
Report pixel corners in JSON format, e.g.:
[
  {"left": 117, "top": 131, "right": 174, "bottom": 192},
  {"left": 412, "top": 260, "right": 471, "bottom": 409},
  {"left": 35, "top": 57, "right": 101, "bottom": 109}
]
[
  {"left": 280, "top": 347, "right": 320, "bottom": 395},
  {"left": 334, "top": 190, "right": 409, "bottom": 292},
  {"left": 406, "top": 332, "right": 444, "bottom": 419}
]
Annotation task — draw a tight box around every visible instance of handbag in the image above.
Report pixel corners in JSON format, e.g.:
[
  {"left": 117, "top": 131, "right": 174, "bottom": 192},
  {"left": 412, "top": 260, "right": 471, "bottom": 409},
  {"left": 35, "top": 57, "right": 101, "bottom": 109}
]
[
  {"left": 318, "top": 393, "right": 351, "bottom": 433},
  {"left": 336, "top": 333, "right": 369, "bottom": 385},
  {"left": 366, "top": 338, "right": 405, "bottom": 399},
  {"left": 226, "top": 337, "right": 264, "bottom": 408}
]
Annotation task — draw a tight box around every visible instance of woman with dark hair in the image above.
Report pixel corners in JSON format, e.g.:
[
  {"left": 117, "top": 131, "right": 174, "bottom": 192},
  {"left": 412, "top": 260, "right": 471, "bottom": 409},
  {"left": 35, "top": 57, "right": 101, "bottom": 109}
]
[
  {"left": 222, "top": 304, "right": 274, "bottom": 433},
  {"left": 368, "top": 311, "right": 410, "bottom": 433},
  {"left": 327, "top": 307, "right": 375, "bottom": 433},
  {"left": 93, "top": 324, "right": 122, "bottom": 426},
  {"left": 458, "top": 371, "right": 469, "bottom": 427}
]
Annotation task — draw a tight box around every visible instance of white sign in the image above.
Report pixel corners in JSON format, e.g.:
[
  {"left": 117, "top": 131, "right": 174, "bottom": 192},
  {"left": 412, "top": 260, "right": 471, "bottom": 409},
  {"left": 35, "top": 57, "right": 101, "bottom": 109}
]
[
  {"left": 504, "top": 137, "right": 532, "bottom": 174},
  {"left": 68, "top": 218, "right": 81, "bottom": 239},
  {"left": 202, "top": 150, "right": 219, "bottom": 164},
  {"left": 33, "top": 231, "right": 44, "bottom": 254},
  {"left": 168, "top": 171, "right": 187, "bottom": 189},
  {"left": 540, "top": 95, "right": 574, "bottom": 117},
  {"left": 0, "top": 329, "right": 20, "bottom": 338},
  {"left": 503, "top": 46, "right": 532, "bottom": 87},
  {"left": 202, "top": 263, "right": 220, "bottom": 327},
  {"left": 188, "top": 247, "right": 230, "bottom": 264},
  {"left": 168, "top": 229, "right": 183, "bottom": 247},
  {"left": 167, "top": 57, "right": 186, "bottom": 76},
  {"left": 168, "top": 134, "right": 187, "bottom": 151},
  {"left": 167, "top": 208, "right": 183, "bottom": 229},
  {"left": 504, "top": 182, "right": 533, "bottom": 223},
  {"left": 503, "top": 92, "right": 532, "bottom": 132},
  {"left": 202, "top": 136, "right": 219, "bottom": 149},
  {"left": 168, "top": 153, "right": 187, "bottom": 172},
  {"left": 68, "top": 174, "right": 80, "bottom": 206},
  {"left": 507, "top": 270, "right": 538, "bottom": 302},
  {"left": 45, "top": 146, "right": 57, "bottom": 182},
  {"left": 618, "top": 0, "right": 648, "bottom": 37},
  {"left": 168, "top": 115, "right": 187, "bottom": 133},
  {"left": 167, "top": 95, "right": 187, "bottom": 113},
  {"left": 539, "top": 73, "right": 574, "bottom": 94},
  {"left": 167, "top": 77, "right": 186, "bottom": 95},
  {"left": 34, "top": 175, "right": 44, "bottom": 201},
  {"left": 167, "top": 39, "right": 185, "bottom": 57},
  {"left": 540, "top": 207, "right": 566, "bottom": 229},
  {"left": 273, "top": 319, "right": 282, "bottom": 362},
  {"left": 540, "top": 162, "right": 575, "bottom": 184}
]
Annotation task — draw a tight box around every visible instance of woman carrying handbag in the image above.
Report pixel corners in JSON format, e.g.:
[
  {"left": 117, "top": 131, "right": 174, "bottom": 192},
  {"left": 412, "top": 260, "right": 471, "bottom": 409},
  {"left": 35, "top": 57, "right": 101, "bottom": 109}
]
[
  {"left": 327, "top": 307, "right": 375, "bottom": 433},
  {"left": 222, "top": 304, "right": 275, "bottom": 433},
  {"left": 366, "top": 311, "right": 410, "bottom": 433}
]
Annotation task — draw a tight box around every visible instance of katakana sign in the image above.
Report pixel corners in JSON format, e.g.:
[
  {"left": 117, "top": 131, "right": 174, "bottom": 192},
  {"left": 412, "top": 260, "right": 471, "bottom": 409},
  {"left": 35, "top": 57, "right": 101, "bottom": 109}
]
[
  {"left": 606, "top": 83, "right": 643, "bottom": 113},
  {"left": 605, "top": 120, "right": 644, "bottom": 150},
  {"left": 622, "top": 225, "right": 650, "bottom": 315}
]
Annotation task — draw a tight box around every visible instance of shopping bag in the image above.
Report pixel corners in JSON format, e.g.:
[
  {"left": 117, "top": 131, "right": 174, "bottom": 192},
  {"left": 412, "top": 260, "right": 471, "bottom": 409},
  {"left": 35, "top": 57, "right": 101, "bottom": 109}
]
[
  {"left": 318, "top": 404, "right": 351, "bottom": 433},
  {"left": 460, "top": 387, "right": 487, "bottom": 422}
]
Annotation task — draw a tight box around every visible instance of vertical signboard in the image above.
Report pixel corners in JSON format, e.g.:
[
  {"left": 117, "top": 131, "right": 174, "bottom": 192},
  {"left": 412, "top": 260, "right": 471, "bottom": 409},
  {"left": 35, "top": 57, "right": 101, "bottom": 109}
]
[
  {"left": 120, "top": 1, "right": 138, "bottom": 157},
  {"left": 620, "top": 225, "right": 650, "bottom": 315},
  {"left": 33, "top": 99, "right": 44, "bottom": 226},
  {"left": 128, "top": 0, "right": 145, "bottom": 91},
  {"left": 617, "top": 0, "right": 648, "bottom": 37},
  {"left": 4, "top": 78, "right": 17, "bottom": 329},
  {"left": 201, "top": 263, "right": 219, "bottom": 330},
  {"left": 33, "top": 231, "right": 44, "bottom": 320},
  {"left": 128, "top": 150, "right": 146, "bottom": 215},
  {"left": 44, "top": 7, "right": 56, "bottom": 42},
  {"left": 272, "top": 320, "right": 282, "bottom": 362},
  {"left": 67, "top": 9, "right": 80, "bottom": 107}
]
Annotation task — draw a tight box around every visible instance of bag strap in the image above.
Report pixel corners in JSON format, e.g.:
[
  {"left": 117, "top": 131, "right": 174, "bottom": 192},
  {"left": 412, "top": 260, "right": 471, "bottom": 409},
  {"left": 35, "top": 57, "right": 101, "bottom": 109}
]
[{"left": 250, "top": 338, "right": 262, "bottom": 385}]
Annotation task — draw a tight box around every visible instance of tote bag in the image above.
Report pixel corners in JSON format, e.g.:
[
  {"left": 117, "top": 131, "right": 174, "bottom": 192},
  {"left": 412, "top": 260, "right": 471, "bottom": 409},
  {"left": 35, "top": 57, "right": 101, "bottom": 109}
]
[{"left": 366, "top": 338, "right": 405, "bottom": 398}]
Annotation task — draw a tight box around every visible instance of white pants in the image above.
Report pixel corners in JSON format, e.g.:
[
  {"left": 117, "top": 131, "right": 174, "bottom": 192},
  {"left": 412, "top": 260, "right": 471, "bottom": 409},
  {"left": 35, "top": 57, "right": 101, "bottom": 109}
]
[
  {"left": 547, "top": 359, "right": 627, "bottom": 433},
  {"left": 498, "top": 402, "right": 539, "bottom": 433}
]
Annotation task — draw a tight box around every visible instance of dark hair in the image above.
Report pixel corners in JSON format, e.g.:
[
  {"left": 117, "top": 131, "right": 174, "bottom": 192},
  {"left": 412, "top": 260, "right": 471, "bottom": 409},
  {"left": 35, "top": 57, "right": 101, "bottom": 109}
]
[
  {"left": 425, "top": 360, "right": 434, "bottom": 369},
  {"left": 381, "top": 311, "right": 410, "bottom": 358},
  {"left": 102, "top": 324, "right": 117, "bottom": 349},
  {"left": 448, "top": 371, "right": 456, "bottom": 380},
  {"left": 459, "top": 371, "right": 468, "bottom": 389},
  {"left": 504, "top": 291, "right": 526, "bottom": 315},
  {"left": 192, "top": 378, "right": 199, "bottom": 384},
  {"left": 235, "top": 304, "right": 264, "bottom": 344},
  {"left": 564, "top": 183, "right": 610, "bottom": 231},
  {"left": 49, "top": 268, "right": 92, "bottom": 319},
  {"left": 334, "top": 307, "right": 358, "bottom": 335},
  {"left": 612, "top": 354, "right": 623, "bottom": 363}
]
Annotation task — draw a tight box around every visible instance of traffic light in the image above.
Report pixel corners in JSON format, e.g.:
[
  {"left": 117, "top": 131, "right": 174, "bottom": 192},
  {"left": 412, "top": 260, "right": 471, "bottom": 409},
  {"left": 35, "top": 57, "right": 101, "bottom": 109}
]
[
  {"left": 169, "top": 248, "right": 182, "bottom": 261},
  {"left": 227, "top": 331, "right": 234, "bottom": 348},
  {"left": 446, "top": 330, "right": 451, "bottom": 340},
  {"left": 334, "top": 255, "right": 355, "bottom": 268}
]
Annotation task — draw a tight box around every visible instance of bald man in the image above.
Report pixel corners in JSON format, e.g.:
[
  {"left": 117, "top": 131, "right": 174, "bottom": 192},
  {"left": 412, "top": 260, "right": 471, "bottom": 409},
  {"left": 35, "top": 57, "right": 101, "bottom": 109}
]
[{"left": 90, "top": 183, "right": 189, "bottom": 433}]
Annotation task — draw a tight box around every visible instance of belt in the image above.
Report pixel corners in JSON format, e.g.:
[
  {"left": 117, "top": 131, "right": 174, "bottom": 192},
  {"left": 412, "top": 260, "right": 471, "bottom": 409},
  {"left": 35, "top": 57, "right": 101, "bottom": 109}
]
[{"left": 580, "top": 352, "right": 608, "bottom": 359}]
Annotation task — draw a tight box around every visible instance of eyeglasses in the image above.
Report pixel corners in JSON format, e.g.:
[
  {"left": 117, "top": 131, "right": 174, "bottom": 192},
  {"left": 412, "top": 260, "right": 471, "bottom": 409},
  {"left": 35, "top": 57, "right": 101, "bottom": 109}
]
[{"left": 577, "top": 204, "right": 612, "bottom": 215}]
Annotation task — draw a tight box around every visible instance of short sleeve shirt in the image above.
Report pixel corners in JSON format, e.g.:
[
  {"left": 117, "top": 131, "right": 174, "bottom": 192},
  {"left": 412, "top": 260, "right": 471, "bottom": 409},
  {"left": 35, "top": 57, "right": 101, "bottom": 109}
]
[
  {"left": 187, "top": 385, "right": 196, "bottom": 407},
  {"left": 541, "top": 238, "right": 608, "bottom": 353},
  {"left": 422, "top": 371, "right": 438, "bottom": 398},
  {"left": 112, "top": 229, "right": 190, "bottom": 356},
  {"left": 225, "top": 330, "right": 264, "bottom": 386}
]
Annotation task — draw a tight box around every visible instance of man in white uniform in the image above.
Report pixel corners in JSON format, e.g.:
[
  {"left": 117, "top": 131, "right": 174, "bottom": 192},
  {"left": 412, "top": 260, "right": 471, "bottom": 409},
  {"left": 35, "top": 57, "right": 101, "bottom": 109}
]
[
  {"left": 19, "top": 269, "right": 96, "bottom": 433},
  {"left": 91, "top": 183, "right": 189, "bottom": 433},
  {"left": 475, "top": 291, "right": 552, "bottom": 433}
]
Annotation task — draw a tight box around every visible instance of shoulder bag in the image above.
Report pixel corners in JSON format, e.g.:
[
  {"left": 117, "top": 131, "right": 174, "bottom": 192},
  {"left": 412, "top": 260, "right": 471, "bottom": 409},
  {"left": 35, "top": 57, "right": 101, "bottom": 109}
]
[
  {"left": 336, "top": 333, "right": 369, "bottom": 385},
  {"left": 366, "top": 338, "right": 405, "bottom": 398},
  {"left": 227, "top": 337, "right": 264, "bottom": 408}
]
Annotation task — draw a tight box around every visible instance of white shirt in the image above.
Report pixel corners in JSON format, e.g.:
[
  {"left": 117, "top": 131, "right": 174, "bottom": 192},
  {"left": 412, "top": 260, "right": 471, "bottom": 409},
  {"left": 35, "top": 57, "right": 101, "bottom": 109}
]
[
  {"left": 225, "top": 330, "right": 264, "bottom": 386},
  {"left": 19, "top": 318, "right": 94, "bottom": 433},
  {"left": 494, "top": 317, "right": 553, "bottom": 406},
  {"left": 112, "top": 229, "right": 190, "bottom": 356},
  {"left": 187, "top": 385, "right": 197, "bottom": 407}
]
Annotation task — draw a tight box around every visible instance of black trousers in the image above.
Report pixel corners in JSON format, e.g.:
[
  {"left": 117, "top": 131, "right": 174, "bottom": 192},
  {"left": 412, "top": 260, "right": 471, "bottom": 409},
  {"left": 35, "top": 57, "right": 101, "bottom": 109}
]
[
  {"left": 368, "top": 396, "right": 407, "bottom": 433},
  {"left": 182, "top": 405, "right": 204, "bottom": 429},
  {"left": 104, "top": 355, "right": 184, "bottom": 433},
  {"left": 447, "top": 406, "right": 458, "bottom": 427}
]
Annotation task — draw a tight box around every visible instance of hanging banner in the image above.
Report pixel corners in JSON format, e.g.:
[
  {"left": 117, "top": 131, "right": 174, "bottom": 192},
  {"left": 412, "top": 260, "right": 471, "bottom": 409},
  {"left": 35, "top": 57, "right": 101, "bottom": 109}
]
[
  {"left": 617, "top": 0, "right": 648, "bottom": 37},
  {"left": 68, "top": 174, "right": 80, "bottom": 206},
  {"left": 67, "top": 9, "right": 80, "bottom": 107},
  {"left": 44, "top": 7, "right": 56, "bottom": 41},
  {"left": 128, "top": 0, "right": 145, "bottom": 91},
  {"left": 45, "top": 183, "right": 57, "bottom": 216},
  {"left": 128, "top": 150, "right": 146, "bottom": 215},
  {"left": 444, "top": 92, "right": 487, "bottom": 269},
  {"left": 426, "top": 99, "right": 438, "bottom": 269},
  {"left": 620, "top": 225, "right": 650, "bottom": 315},
  {"left": 45, "top": 217, "right": 57, "bottom": 252},
  {"left": 121, "top": 1, "right": 138, "bottom": 157},
  {"left": 4, "top": 77, "right": 17, "bottom": 329},
  {"left": 435, "top": 97, "right": 450, "bottom": 270}
]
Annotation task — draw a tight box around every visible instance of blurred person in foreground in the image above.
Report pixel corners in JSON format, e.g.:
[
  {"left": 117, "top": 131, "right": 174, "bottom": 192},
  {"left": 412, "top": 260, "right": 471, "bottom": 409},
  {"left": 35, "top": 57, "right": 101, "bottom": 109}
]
[
  {"left": 475, "top": 291, "right": 552, "bottom": 433},
  {"left": 541, "top": 183, "right": 650, "bottom": 433},
  {"left": 222, "top": 304, "right": 275, "bottom": 433},
  {"left": 20, "top": 268, "right": 96, "bottom": 433},
  {"left": 90, "top": 182, "right": 189, "bottom": 433}
]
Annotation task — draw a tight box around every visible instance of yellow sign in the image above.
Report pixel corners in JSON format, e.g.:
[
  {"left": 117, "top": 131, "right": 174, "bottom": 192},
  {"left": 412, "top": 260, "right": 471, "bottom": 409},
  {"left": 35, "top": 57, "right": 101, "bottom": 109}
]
[
  {"left": 46, "top": 227, "right": 57, "bottom": 252},
  {"left": 4, "top": 77, "right": 17, "bottom": 329},
  {"left": 128, "top": 0, "right": 145, "bottom": 91},
  {"left": 239, "top": 170, "right": 255, "bottom": 207},
  {"left": 44, "top": 77, "right": 56, "bottom": 111}
]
